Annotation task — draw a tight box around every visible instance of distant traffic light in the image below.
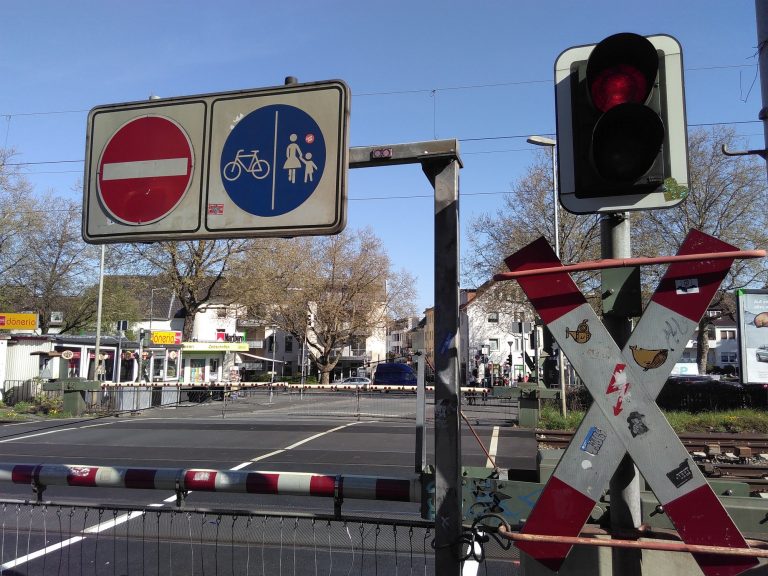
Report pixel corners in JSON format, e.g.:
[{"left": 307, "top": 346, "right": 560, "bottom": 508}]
[
  {"left": 555, "top": 33, "right": 688, "bottom": 214},
  {"left": 507, "top": 354, "right": 513, "bottom": 366}
]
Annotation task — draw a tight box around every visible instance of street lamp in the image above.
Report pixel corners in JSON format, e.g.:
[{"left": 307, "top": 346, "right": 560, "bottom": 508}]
[
  {"left": 526, "top": 136, "right": 559, "bottom": 257},
  {"left": 527, "top": 135, "right": 567, "bottom": 415}
]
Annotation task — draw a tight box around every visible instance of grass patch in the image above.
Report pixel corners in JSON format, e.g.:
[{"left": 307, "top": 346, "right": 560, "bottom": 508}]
[
  {"left": 537, "top": 407, "right": 768, "bottom": 434},
  {"left": 538, "top": 406, "right": 587, "bottom": 431}
]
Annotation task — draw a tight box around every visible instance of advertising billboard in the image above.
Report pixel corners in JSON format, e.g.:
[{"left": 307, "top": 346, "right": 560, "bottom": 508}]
[{"left": 737, "top": 289, "right": 768, "bottom": 385}]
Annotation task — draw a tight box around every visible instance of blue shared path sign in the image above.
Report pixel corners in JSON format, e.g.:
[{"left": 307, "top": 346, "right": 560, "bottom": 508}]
[{"left": 220, "top": 104, "right": 326, "bottom": 217}]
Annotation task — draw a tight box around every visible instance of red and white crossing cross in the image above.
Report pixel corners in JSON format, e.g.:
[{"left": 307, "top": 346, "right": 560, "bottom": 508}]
[
  {"left": 505, "top": 230, "right": 758, "bottom": 576},
  {"left": 97, "top": 116, "right": 194, "bottom": 225}
]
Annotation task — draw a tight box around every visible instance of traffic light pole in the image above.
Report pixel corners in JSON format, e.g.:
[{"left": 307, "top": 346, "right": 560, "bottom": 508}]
[{"left": 601, "top": 212, "right": 642, "bottom": 576}]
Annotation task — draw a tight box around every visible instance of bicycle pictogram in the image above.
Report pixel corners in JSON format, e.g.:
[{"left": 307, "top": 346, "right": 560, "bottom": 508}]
[{"left": 222, "top": 149, "right": 270, "bottom": 181}]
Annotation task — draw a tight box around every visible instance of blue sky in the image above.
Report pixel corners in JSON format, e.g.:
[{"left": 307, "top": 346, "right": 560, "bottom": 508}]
[{"left": 0, "top": 1, "right": 761, "bottom": 313}]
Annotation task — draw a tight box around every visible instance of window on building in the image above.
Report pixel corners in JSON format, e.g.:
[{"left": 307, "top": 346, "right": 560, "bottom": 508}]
[
  {"left": 489, "top": 339, "right": 499, "bottom": 351},
  {"left": 284, "top": 361, "right": 293, "bottom": 376},
  {"left": 487, "top": 312, "right": 499, "bottom": 323},
  {"left": 706, "top": 325, "right": 716, "bottom": 340},
  {"left": 285, "top": 335, "right": 293, "bottom": 352},
  {"left": 719, "top": 330, "right": 736, "bottom": 340},
  {"left": 216, "top": 308, "right": 228, "bottom": 318},
  {"left": 721, "top": 352, "right": 737, "bottom": 363}
]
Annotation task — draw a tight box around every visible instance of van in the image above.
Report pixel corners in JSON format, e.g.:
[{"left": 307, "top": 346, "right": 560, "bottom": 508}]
[{"left": 373, "top": 362, "right": 417, "bottom": 386}]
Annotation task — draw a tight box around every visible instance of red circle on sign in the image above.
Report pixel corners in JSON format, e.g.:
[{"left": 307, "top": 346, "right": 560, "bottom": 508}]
[
  {"left": 305, "top": 133, "right": 315, "bottom": 144},
  {"left": 98, "top": 116, "right": 193, "bottom": 225}
]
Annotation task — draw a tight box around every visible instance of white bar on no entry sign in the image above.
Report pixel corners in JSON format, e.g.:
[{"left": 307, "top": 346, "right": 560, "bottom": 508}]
[{"left": 102, "top": 158, "right": 188, "bottom": 180}]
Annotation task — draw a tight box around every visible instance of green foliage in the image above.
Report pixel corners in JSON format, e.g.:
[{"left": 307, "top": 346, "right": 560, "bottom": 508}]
[
  {"left": 663, "top": 409, "right": 768, "bottom": 434},
  {"left": 9, "top": 395, "right": 63, "bottom": 416},
  {"left": 537, "top": 405, "right": 586, "bottom": 431},
  {"left": 537, "top": 407, "right": 768, "bottom": 434}
]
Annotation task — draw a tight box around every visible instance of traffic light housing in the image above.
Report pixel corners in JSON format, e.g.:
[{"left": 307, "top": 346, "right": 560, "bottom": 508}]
[
  {"left": 507, "top": 354, "right": 513, "bottom": 366},
  {"left": 555, "top": 33, "right": 688, "bottom": 214}
]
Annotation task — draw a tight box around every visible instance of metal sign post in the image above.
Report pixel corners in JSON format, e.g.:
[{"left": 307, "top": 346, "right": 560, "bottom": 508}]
[
  {"left": 502, "top": 230, "right": 759, "bottom": 576},
  {"left": 350, "top": 140, "right": 463, "bottom": 576}
]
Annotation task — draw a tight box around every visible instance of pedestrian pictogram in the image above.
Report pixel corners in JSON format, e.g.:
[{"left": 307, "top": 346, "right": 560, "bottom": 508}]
[
  {"left": 97, "top": 116, "right": 194, "bottom": 225},
  {"left": 503, "top": 230, "right": 758, "bottom": 576},
  {"left": 220, "top": 104, "right": 326, "bottom": 217}
]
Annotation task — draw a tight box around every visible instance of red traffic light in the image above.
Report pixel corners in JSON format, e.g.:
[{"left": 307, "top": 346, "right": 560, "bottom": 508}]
[
  {"left": 555, "top": 33, "right": 689, "bottom": 213},
  {"left": 587, "top": 33, "right": 659, "bottom": 112}
]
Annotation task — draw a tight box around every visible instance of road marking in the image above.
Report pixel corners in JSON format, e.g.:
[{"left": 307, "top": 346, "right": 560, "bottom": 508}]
[
  {"left": 1, "top": 536, "right": 85, "bottom": 570},
  {"left": 486, "top": 426, "right": 500, "bottom": 468},
  {"left": 5, "top": 419, "right": 365, "bottom": 568},
  {"left": 0, "top": 421, "right": 114, "bottom": 444},
  {"left": 0, "top": 428, "right": 75, "bottom": 443}
]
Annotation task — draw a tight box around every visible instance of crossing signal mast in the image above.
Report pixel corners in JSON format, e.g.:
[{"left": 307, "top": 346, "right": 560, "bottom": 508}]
[{"left": 555, "top": 33, "right": 689, "bottom": 214}]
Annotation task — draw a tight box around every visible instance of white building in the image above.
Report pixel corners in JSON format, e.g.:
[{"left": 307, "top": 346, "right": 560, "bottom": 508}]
[{"left": 460, "top": 283, "right": 537, "bottom": 384}]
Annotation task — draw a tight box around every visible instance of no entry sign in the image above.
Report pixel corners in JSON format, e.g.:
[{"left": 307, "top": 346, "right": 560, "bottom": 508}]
[
  {"left": 98, "top": 116, "right": 193, "bottom": 225},
  {"left": 82, "top": 80, "right": 349, "bottom": 244}
]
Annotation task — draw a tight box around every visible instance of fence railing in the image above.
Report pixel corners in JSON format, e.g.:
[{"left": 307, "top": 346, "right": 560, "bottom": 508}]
[
  {"left": 0, "top": 501, "right": 522, "bottom": 575},
  {"left": 20, "top": 384, "right": 520, "bottom": 425}
]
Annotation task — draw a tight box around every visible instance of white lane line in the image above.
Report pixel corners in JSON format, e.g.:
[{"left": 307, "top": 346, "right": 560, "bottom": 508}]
[
  {"left": 486, "top": 426, "right": 500, "bottom": 468},
  {"left": 1, "top": 536, "right": 85, "bottom": 570},
  {"left": 78, "top": 422, "right": 114, "bottom": 429},
  {"left": 4, "top": 420, "right": 365, "bottom": 568},
  {"left": 0, "top": 420, "right": 114, "bottom": 444},
  {"left": 0, "top": 428, "right": 75, "bottom": 443}
]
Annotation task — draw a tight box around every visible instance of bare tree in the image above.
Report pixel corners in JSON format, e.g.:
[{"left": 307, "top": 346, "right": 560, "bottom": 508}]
[
  {"left": 238, "top": 228, "right": 416, "bottom": 384},
  {"left": 465, "top": 148, "right": 602, "bottom": 313},
  {"left": 468, "top": 127, "right": 768, "bottom": 376},
  {"left": 632, "top": 127, "right": 768, "bottom": 373},
  {"left": 4, "top": 195, "right": 101, "bottom": 333},
  {"left": 123, "top": 239, "right": 255, "bottom": 339},
  {"left": 0, "top": 149, "right": 40, "bottom": 284}
]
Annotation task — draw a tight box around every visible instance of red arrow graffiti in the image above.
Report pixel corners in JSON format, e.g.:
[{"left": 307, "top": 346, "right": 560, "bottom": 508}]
[{"left": 606, "top": 363, "right": 630, "bottom": 415}]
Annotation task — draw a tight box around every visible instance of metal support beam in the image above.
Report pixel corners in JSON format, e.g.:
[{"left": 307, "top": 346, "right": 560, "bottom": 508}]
[
  {"left": 601, "top": 213, "right": 642, "bottom": 576},
  {"left": 350, "top": 140, "right": 463, "bottom": 576}
]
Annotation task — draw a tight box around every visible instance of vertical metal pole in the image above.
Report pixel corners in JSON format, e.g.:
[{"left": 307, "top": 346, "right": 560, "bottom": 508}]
[
  {"left": 94, "top": 245, "right": 105, "bottom": 381},
  {"left": 425, "top": 157, "right": 462, "bottom": 576},
  {"left": 601, "top": 213, "right": 642, "bottom": 576},
  {"left": 756, "top": 0, "right": 768, "bottom": 180},
  {"left": 415, "top": 353, "right": 427, "bottom": 474}
]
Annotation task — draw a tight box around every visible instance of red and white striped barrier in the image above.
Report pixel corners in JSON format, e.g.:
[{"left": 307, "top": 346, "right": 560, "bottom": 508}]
[{"left": 0, "top": 463, "right": 419, "bottom": 503}]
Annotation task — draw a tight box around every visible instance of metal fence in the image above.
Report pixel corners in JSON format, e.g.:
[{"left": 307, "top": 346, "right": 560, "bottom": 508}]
[
  {"left": 23, "top": 384, "right": 520, "bottom": 426},
  {"left": 1, "top": 379, "right": 43, "bottom": 406},
  {"left": 0, "top": 501, "right": 519, "bottom": 575}
]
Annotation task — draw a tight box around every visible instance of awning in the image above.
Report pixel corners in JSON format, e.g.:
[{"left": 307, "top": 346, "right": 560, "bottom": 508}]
[{"left": 237, "top": 352, "right": 284, "bottom": 364}]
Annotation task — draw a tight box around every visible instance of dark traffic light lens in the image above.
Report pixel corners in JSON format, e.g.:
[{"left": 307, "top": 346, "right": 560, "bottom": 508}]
[
  {"left": 590, "top": 64, "right": 649, "bottom": 112},
  {"left": 591, "top": 103, "right": 664, "bottom": 183}
]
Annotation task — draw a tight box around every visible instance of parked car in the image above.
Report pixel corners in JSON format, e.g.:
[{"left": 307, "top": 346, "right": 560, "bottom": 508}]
[
  {"left": 756, "top": 345, "right": 768, "bottom": 363},
  {"left": 373, "top": 363, "right": 417, "bottom": 386},
  {"left": 341, "top": 376, "right": 371, "bottom": 388}
]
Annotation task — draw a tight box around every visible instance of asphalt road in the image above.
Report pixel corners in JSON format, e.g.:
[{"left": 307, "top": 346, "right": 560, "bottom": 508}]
[{"left": 0, "top": 396, "right": 533, "bottom": 574}]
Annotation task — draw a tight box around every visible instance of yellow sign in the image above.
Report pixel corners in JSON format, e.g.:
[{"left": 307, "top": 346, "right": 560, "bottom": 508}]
[
  {"left": 0, "top": 313, "right": 38, "bottom": 330},
  {"left": 181, "top": 341, "right": 248, "bottom": 352},
  {"left": 151, "top": 330, "right": 182, "bottom": 345}
]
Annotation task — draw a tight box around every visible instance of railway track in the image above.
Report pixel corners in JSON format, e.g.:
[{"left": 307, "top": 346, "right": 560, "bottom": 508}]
[
  {"left": 536, "top": 430, "right": 768, "bottom": 490},
  {"left": 537, "top": 430, "right": 768, "bottom": 454}
]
